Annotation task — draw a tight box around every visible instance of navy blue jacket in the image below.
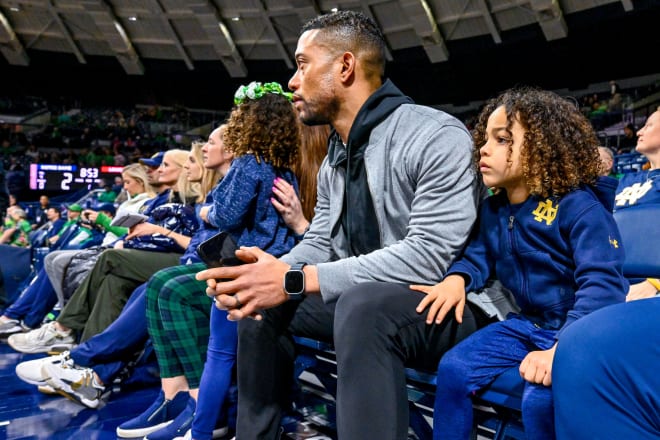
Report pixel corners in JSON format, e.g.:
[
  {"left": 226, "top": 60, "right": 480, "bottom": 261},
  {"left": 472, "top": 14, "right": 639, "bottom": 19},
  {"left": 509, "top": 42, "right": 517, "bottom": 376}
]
[
  {"left": 208, "top": 155, "right": 298, "bottom": 257},
  {"left": 447, "top": 177, "right": 627, "bottom": 336}
]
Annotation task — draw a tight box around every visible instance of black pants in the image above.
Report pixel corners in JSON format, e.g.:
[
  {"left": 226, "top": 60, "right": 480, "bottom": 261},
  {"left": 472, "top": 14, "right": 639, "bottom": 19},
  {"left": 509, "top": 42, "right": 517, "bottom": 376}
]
[{"left": 236, "top": 282, "right": 481, "bottom": 440}]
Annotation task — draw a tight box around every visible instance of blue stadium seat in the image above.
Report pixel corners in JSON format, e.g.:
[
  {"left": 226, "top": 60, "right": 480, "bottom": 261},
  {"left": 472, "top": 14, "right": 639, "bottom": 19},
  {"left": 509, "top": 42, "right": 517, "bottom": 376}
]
[
  {"left": 0, "top": 244, "right": 32, "bottom": 305},
  {"left": 614, "top": 152, "right": 648, "bottom": 174},
  {"left": 614, "top": 204, "right": 660, "bottom": 278}
]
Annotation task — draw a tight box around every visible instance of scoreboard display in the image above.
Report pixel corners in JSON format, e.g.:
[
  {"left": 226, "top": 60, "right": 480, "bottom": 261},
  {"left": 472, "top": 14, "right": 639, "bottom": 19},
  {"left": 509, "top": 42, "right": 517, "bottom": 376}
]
[{"left": 29, "top": 164, "right": 124, "bottom": 191}]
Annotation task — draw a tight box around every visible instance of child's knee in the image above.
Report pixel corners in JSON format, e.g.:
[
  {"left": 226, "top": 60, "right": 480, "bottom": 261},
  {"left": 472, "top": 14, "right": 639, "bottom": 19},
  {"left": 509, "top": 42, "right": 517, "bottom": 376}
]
[{"left": 436, "top": 351, "right": 469, "bottom": 392}]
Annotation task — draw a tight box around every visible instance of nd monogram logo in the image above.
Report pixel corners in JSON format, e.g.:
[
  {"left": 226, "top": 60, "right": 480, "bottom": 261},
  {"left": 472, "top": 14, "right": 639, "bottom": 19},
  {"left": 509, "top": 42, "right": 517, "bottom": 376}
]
[
  {"left": 609, "top": 236, "right": 619, "bottom": 249},
  {"left": 615, "top": 181, "right": 652, "bottom": 206},
  {"left": 532, "top": 199, "right": 558, "bottom": 225}
]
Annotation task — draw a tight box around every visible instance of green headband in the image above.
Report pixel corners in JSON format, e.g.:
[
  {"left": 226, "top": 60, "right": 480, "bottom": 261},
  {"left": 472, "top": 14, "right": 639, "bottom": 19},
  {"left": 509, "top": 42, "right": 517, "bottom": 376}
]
[{"left": 234, "top": 81, "right": 293, "bottom": 106}]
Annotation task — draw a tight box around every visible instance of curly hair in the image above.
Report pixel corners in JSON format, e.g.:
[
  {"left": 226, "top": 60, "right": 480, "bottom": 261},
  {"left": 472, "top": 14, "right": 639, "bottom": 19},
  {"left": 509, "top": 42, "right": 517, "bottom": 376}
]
[
  {"left": 224, "top": 93, "right": 300, "bottom": 169},
  {"left": 472, "top": 87, "right": 601, "bottom": 198}
]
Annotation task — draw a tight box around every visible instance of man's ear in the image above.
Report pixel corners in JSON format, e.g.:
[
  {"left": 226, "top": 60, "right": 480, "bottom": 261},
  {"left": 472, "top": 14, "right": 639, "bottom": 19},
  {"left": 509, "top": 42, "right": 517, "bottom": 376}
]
[{"left": 339, "top": 52, "right": 356, "bottom": 84}]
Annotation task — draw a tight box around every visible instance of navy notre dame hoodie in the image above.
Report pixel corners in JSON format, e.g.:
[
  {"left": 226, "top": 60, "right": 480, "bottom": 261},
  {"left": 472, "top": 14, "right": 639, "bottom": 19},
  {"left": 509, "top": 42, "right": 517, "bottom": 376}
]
[{"left": 447, "top": 176, "right": 628, "bottom": 337}]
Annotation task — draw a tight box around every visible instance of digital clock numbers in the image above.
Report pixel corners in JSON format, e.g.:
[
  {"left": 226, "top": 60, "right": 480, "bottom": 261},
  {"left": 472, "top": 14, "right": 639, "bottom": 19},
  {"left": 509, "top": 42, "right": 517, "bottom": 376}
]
[{"left": 29, "top": 164, "right": 123, "bottom": 191}]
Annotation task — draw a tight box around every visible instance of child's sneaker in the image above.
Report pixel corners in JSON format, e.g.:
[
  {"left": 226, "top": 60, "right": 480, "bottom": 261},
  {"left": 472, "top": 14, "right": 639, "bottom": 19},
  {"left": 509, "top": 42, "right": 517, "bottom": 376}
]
[
  {"left": 42, "top": 360, "right": 105, "bottom": 409},
  {"left": 7, "top": 322, "right": 75, "bottom": 354}
]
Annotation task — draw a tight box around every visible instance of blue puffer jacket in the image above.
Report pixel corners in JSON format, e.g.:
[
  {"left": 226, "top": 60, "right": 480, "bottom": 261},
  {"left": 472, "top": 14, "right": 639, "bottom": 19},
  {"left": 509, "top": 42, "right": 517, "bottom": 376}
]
[
  {"left": 447, "top": 176, "right": 628, "bottom": 336},
  {"left": 123, "top": 203, "right": 199, "bottom": 253}
]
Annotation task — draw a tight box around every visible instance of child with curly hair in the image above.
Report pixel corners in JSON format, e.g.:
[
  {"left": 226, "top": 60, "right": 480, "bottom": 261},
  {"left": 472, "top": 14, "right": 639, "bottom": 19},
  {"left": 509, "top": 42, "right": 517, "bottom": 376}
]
[
  {"left": 181, "top": 82, "right": 301, "bottom": 440},
  {"left": 412, "top": 87, "right": 628, "bottom": 440}
]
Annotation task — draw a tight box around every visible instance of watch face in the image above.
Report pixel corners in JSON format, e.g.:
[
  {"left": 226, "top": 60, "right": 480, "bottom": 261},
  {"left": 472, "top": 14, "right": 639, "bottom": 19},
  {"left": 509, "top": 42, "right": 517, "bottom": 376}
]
[{"left": 286, "top": 270, "right": 305, "bottom": 295}]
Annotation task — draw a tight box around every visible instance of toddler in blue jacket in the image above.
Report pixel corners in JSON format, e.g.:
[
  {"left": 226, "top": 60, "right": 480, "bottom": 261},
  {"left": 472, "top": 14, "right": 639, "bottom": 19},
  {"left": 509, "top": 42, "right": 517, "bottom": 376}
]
[{"left": 411, "top": 87, "right": 628, "bottom": 440}]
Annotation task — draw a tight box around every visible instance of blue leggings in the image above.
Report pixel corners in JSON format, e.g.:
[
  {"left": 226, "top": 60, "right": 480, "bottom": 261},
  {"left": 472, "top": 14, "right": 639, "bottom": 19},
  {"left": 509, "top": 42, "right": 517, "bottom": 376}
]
[
  {"left": 434, "top": 316, "right": 556, "bottom": 440},
  {"left": 553, "top": 298, "right": 660, "bottom": 439},
  {"left": 191, "top": 304, "right": 237, "bottom": 440}
]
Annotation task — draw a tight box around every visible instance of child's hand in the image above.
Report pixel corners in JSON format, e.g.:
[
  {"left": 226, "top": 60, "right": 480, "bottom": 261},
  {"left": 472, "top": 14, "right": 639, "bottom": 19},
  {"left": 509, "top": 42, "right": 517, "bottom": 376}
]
[
  {"left": 626, "top": 279, "right": 658, "bottom": 302},
  {"left": 411, "top": 274, "right": 466, "bottom": 325},
  {"left": 519, "top": 343, "right": 557, "bottom": 386}
]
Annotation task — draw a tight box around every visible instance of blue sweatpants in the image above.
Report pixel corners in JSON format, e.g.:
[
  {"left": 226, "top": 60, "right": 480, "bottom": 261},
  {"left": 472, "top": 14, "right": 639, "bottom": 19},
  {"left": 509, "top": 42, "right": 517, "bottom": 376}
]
[
  {"left": 554, "top": 297, "right": 660, "bottom": 439},
  {"left": 4, "top": 268, "right": 58, "bottom": 329},
  {"left": 71, "top": 283, "right": 149, "bottom": 384},
  {"left": 434, "top": 315, "right": 556, "bottom": 440},
  {"left": 191, "top": 304, "right": 237, "bottom": 440}
]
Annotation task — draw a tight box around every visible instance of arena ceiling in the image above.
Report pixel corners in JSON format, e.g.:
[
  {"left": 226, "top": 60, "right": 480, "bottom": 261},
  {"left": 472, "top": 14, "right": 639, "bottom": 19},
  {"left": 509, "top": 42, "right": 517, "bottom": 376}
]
[{"left": 1, "top": 0, "right": 659, "bottom": 108}]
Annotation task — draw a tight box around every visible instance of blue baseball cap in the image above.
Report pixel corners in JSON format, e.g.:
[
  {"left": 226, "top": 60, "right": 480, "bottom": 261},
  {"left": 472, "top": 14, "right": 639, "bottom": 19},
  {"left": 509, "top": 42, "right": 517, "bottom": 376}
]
[
  {"left": 97, "top": 203, "right": 116, "bottom": 216},
  {"left": 139, "top": 151, "right": 165, "bottom": 167}
]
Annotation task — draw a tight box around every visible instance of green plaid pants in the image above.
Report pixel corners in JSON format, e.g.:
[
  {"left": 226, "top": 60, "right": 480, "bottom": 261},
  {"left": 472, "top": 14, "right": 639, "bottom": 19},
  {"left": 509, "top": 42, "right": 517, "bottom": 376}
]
[{"left": 146, "top": 262, "right": 212, "bottom": 387}]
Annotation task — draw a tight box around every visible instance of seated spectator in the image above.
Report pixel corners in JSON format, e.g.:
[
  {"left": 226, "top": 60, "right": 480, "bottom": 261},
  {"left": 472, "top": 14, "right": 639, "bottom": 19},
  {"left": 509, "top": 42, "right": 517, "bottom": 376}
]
[
  {"left": 140, "top": 151, "right": 167, "bottom": 193},
  {"left": 614, "top": 109, "right": 660, "bottom": 301},
  {"left": 29, "top": 195, "right": 50, "bottom": 230},
  {"left": 8, "top": 149, "right": 198, "bottom": 353},
  {"left": 553, "top": 298, "right": 660, "bottom": 440},
  {"left": 618, "top": 122, "right": 638, "bottom": 153},
  {"left": 112, "top": 175, "right": 127, "bottom": 204},
  {"left": 427, "top": 88, "right": 627, "bottom": 440},
  {"left": 598, "top": 146, "right": 622, "bottom": 179},
  {"left": 0, "top": 166, "right": 154, "bottom": 338},
  {"left": 49, "top": 203, "right": 83, "bottom": 246},
  {"left": 14, "top": 141, "right": 221, "bottom": 410},
  {"left": 0, "top": 207, "right": 31, "bottom": 247},
  {"left": 43, "top": 206, "right": 66, "bottom": 245},
  {"left": 97, "top": 183, "right": 117, "bottom": 203}
]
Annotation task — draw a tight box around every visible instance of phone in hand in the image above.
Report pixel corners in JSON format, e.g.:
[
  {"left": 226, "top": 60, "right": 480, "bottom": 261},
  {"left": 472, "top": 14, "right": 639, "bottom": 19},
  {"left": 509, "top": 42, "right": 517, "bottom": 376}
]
[{"left": 196, "top": 231, "right": 244, "bottom": 268}]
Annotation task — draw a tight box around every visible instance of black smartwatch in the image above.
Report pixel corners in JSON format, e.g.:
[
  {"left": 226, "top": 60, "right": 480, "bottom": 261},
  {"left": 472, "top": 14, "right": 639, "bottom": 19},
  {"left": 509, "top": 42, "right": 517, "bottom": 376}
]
[{"left": 284, "top": 263, "right": 307, "bottom": 300}]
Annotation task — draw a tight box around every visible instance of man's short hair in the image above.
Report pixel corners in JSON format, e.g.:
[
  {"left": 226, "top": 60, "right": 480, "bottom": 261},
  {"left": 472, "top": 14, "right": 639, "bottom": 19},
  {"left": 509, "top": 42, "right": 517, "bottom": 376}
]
[{"left": 301, "top": 10, "right": 386, "bottom": 78}]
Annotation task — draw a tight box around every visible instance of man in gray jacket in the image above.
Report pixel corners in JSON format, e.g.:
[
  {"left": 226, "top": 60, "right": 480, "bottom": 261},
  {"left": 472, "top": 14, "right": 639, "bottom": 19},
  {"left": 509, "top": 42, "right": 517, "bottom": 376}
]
[{"left": 197, "top": 10, "right": 483, "bottom": 439}]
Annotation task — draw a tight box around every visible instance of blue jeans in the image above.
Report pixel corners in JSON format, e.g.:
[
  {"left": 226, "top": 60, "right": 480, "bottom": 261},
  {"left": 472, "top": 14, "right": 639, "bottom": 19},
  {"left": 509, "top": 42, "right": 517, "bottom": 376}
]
[{"left": 434, "top": 316, "right": 556, "bottom": 440}]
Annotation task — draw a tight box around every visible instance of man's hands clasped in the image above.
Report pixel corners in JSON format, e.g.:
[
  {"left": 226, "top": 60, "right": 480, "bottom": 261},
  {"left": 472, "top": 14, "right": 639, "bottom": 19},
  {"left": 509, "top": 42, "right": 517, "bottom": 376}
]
[{"left": 195, "top": 247, "right": 290, "bottom": 321}]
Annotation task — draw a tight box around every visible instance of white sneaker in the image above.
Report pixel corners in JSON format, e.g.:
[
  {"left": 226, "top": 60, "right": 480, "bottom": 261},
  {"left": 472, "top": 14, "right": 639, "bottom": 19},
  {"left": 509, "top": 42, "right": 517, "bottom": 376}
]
[
  {"left": 7, "top": 322, "right": 75, "bottom": 354},
  {"left": 15, "top": 351, "right": 73, "bottom": 386},
  {"left": 0, "top": 317, "right": 26, "bottom": 337},
  {"left": 42, "top": 360, "right": 104, "bottom": 409}
]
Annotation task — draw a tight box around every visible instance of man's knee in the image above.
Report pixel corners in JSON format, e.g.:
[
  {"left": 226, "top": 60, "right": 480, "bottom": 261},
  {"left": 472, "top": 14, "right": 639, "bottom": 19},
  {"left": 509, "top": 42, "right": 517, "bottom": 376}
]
[
  {"left": 334, "top": 283, "right": 417, "bottom": 346},
  {"left": 335, "top": 282, "right": 413, "bottom": 318}
]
